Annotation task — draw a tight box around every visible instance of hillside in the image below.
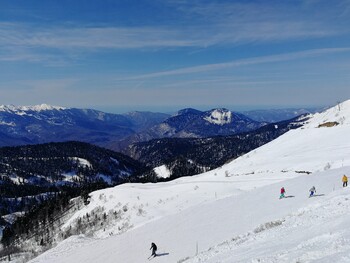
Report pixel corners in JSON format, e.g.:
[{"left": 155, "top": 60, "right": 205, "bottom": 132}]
[
  {"left": 0, "top": 141, "right": 144, "bottom": 231},
  {"left": 3, "top": 100, "right": 350, "bottom": 262}
]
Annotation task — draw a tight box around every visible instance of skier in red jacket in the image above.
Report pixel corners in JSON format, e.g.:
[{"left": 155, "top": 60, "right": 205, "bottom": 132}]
[{"left": 280, "top": 187, "right": 286, "bottom": 199}]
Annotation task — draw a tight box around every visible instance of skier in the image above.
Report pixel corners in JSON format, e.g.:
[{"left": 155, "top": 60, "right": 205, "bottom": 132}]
[
  {"left": 342, "top": 175, "right": 348, "bottom": 187},
  {"left": 309, "top": 186, "right": 316, "bottom": 197},
  {"left": 280, "top": 187, "right": 286, "bottom": 199},
  {"left": 150, "top": 242, "right": 157, "bottom": 258}
]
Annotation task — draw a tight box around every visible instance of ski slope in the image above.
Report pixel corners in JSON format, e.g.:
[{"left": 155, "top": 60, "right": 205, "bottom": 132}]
[
  {"left": 28, "top": 100, "right": 350, "bottom": 263},
  {"left": 186, "top": 182, "right": 350, "bottom": 263}
]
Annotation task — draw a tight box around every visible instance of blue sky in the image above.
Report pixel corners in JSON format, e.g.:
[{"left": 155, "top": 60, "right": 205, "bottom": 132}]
[{"left": 1, "top": 0, "right": 350, "bottom": 113}]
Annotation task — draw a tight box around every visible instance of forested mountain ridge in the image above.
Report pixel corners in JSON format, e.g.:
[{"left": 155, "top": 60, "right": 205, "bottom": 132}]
[
  {"left": 0, "top": 141, "right": 143, "bottom": 189},
  {"left": 129, "top": 115, "right": 307, "bottom": 180},
  {"left": 0, "top": 141, "right": 144, "bottom": 224}
]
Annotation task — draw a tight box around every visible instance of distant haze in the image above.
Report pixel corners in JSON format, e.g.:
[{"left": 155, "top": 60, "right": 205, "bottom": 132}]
[{"left": 94, "top": 104, "right": 323, "bottom": 115}]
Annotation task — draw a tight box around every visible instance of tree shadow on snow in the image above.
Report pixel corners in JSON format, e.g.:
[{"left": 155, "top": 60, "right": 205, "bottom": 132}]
[{"left": 156, "top": 253, "right": 170, "bottom": 257}]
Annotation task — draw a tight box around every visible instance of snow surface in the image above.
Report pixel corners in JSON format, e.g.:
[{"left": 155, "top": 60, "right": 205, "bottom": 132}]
[
  {"left": 0, "top": 121, "right": 15, "bottom": 126},
  {"left": 0, "top": 104, "right": 65, "bottom": 113},
  {"left": 70, "top": 157, "right": 92, "bottom": 168},
  {"left": 204, "top": 109, "right": 232, "bottom": 125},
  {"left": 2, "top": 212, "right": 25, "bottom": 225},
  {"left": 61, "top": 172, "right": 80, "bottom": 184},
  {"left": 153, "top": 165, "right": 171, "bottom": 179},
  {"left": 27, "top": 100, "right": 350, "bottom": 263}
]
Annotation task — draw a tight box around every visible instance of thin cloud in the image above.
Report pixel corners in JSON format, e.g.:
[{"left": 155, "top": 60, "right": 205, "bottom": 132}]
[
  {"left": 0, "top": 1, "right": 348, "bottom": 64},
  {"left": 0, "top": 20, "right": 340, "bottom": 52},
  {"left": 0, "top": 23, "right": 198, "bottom": 50},
  {"left": 119, "top": 47, "right": 350, "bottom": 80}
]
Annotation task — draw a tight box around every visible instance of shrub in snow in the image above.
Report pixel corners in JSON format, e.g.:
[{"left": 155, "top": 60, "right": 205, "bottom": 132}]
[
  {"left": 122, "top": 205, "right": 128, "bottom": 212},
  {"left": 117, "top": 221, "right": 132, "bottom": 233},
  {"left": 253, "top": 220, "right": 284, "bottom": 234},
  {"left": 177, "top": 256, "right": 190, "bottom": 263},
  {"left": 137, "top": 207, "right": 146, "bottom": 216}
]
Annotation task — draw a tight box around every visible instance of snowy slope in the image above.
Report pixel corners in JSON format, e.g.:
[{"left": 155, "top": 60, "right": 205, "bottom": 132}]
[
  {"left": 186, "top": 183, "right": 350, "bottom": 263},
  {"left": 29, "top": 169, "right": 350, "bottom": 263},
  {"left": 27, "top": 100, "right": 350, "bottom": 263}
]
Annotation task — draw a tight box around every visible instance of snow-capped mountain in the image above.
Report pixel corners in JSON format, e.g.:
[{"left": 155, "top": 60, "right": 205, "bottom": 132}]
[
  {"left": 18, "top": 100, "right": 350, "bottom": 263},
  {"left": 115, "top": 108, "right": 265, "bottom": 150},
  {"left": 0, "top": 104, "right": 168, "bottom": 149},
  {"left": 162, "top": 108, "right": 264, "bottom": 137},
  {"left": 0, "top": 104, "right": 66, "bottom": 112}
]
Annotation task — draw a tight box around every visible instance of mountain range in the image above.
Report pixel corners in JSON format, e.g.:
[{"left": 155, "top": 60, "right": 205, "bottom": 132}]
[
  {"left": 0, "top": 104, "right": 317, "bottom": 152},
  {"left": 0, "top": 104, "right": 169, "bottom": 149}
]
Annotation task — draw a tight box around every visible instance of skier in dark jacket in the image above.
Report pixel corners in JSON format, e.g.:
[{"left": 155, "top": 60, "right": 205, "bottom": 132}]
[{"left": 150, "top": 242, "right": 157, "bottom": 258}]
